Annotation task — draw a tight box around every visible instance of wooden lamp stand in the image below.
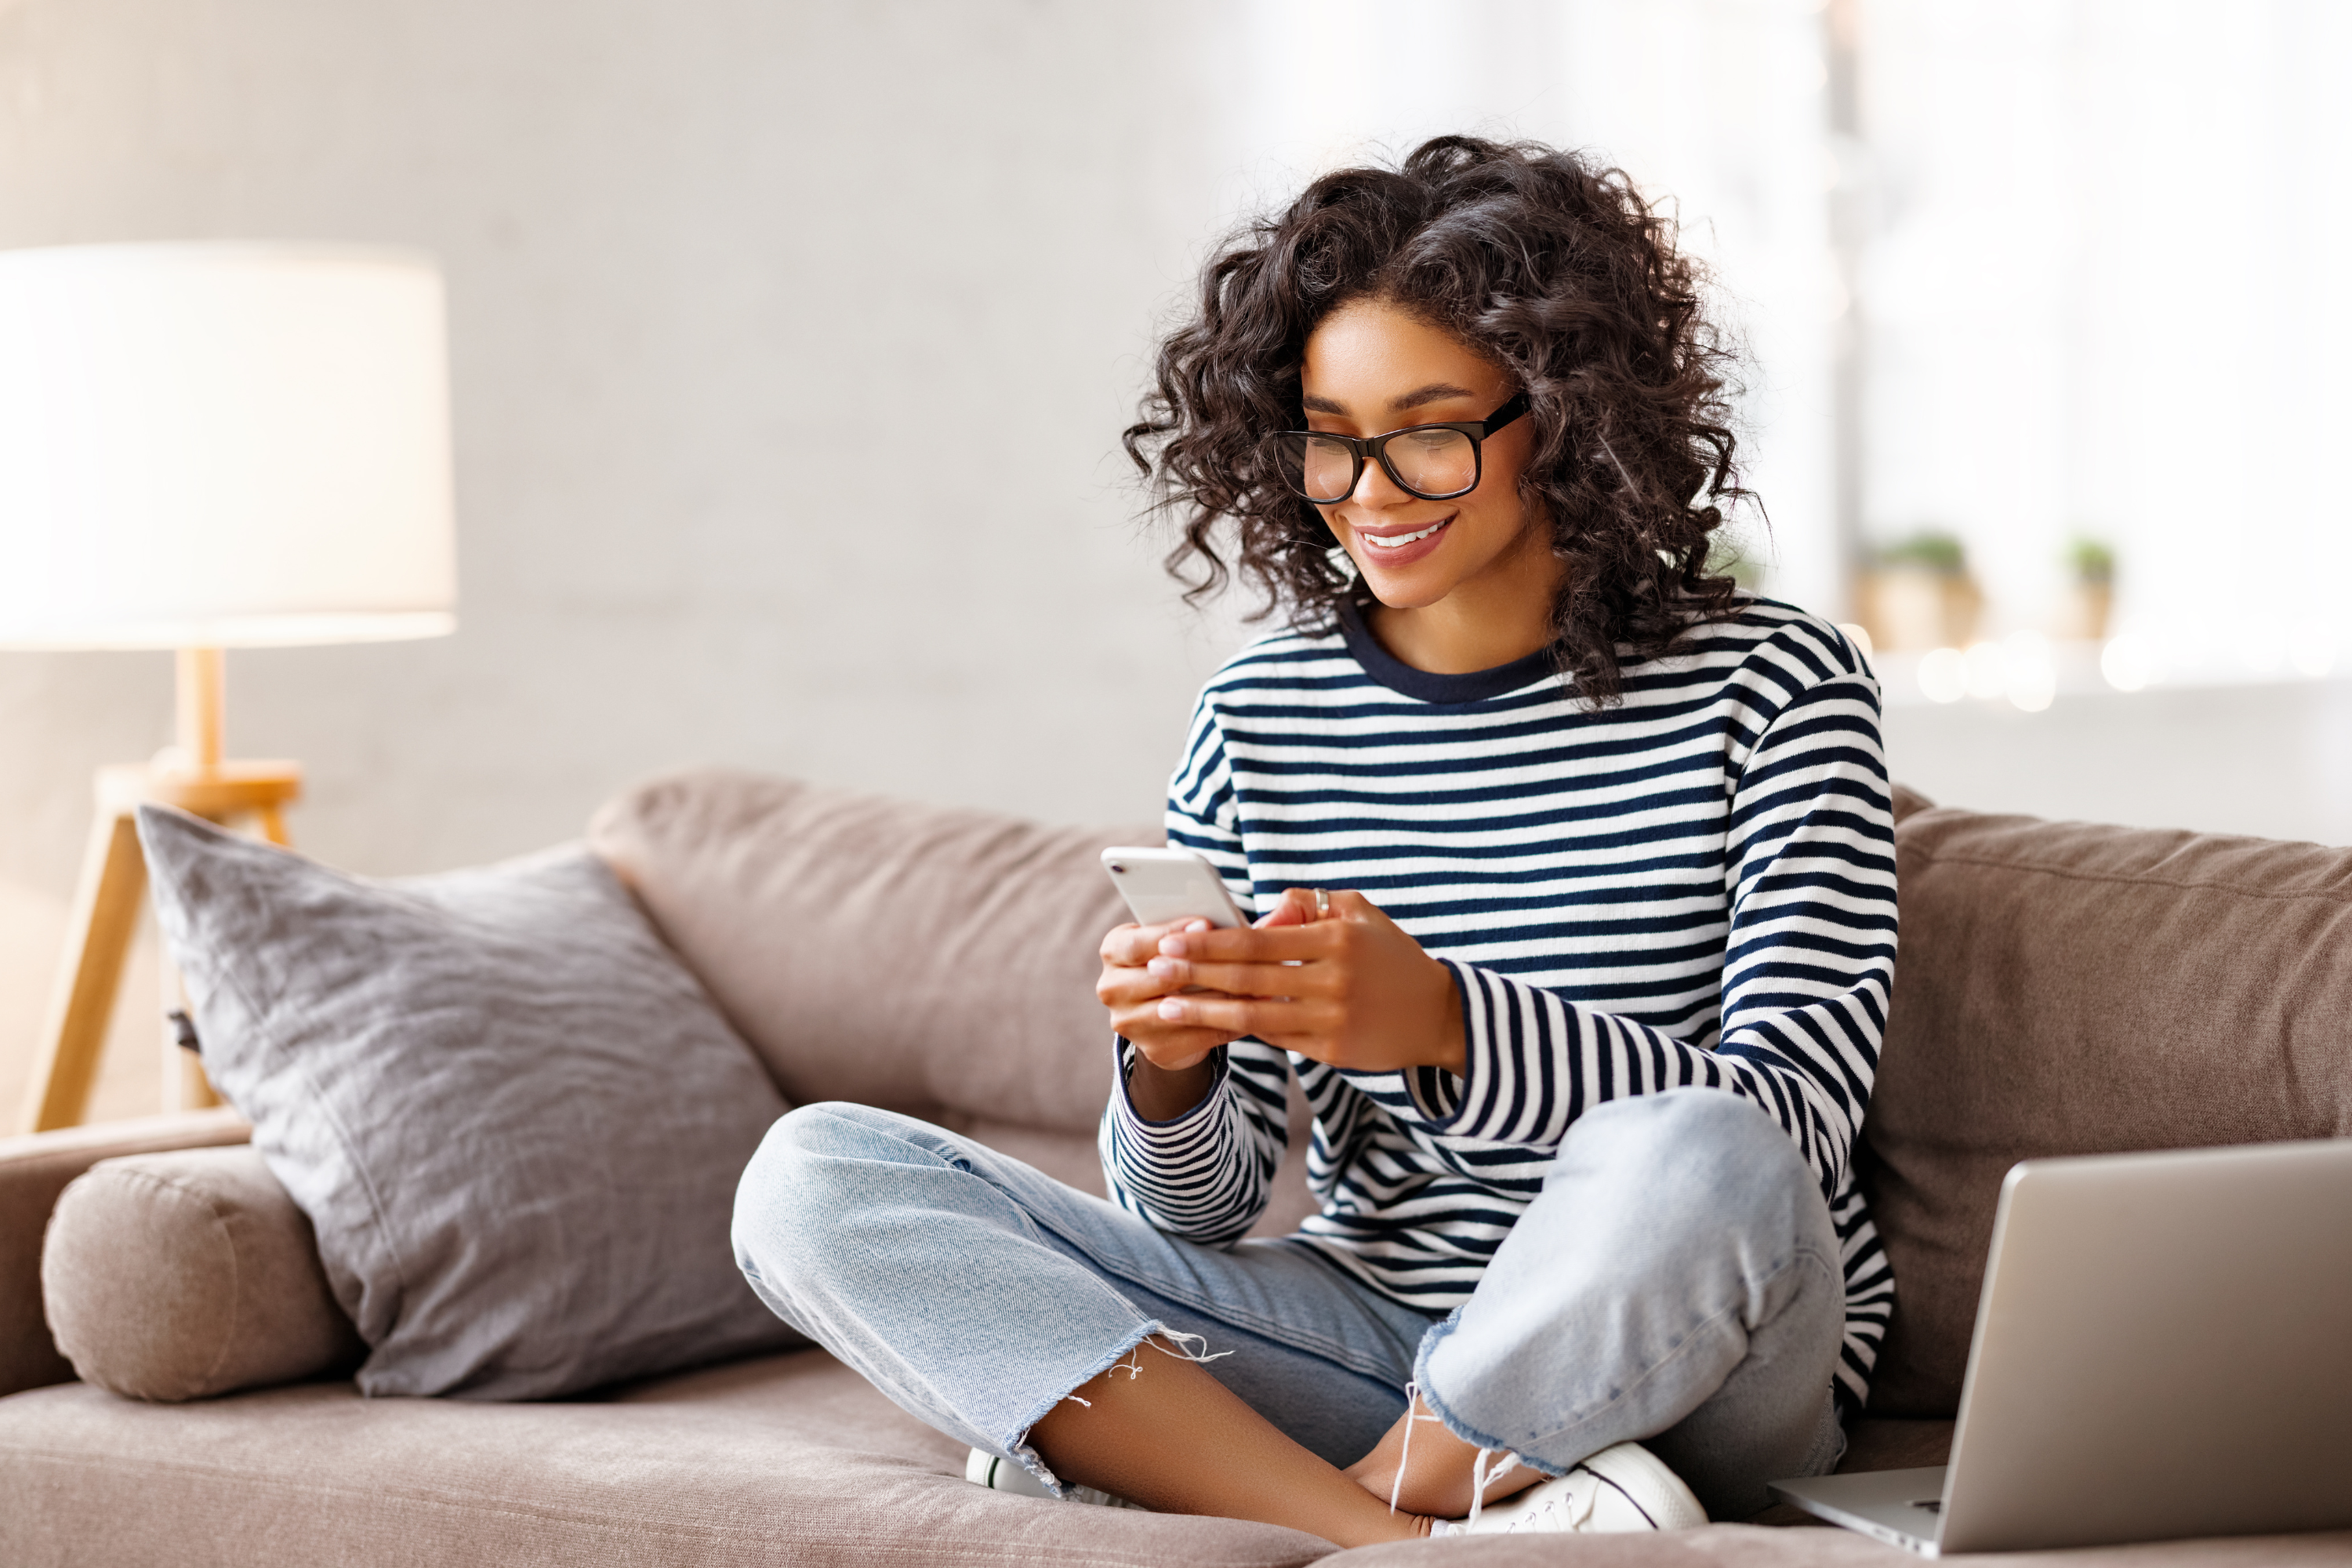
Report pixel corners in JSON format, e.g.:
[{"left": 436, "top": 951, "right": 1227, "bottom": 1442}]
[
  {"left": 15, "top": 648, "right": 302, "bottom": 1134},
  {"left": 2, "top": 241, "right": 455, "bottom": 1134}
]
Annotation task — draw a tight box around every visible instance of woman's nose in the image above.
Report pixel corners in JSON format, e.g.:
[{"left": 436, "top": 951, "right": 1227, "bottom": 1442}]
[{"left": 1349, "top": 452, "right": 1411, "bottom": 509}]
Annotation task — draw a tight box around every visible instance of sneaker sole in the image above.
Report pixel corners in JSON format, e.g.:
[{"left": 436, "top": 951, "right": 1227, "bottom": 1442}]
[
  {"left": 965, "top": 1446, "right": 1145, "bottom": 1511},
  {"left": 1577, "top": 1443, "right": 1708, "bottom": 1530}
]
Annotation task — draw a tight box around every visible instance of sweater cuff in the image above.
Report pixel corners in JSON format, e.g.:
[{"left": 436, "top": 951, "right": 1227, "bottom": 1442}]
[
  {"left": 1404, "top": 960, "right": 1485, "bottom": 1132},
  {"left": 1113, "top": 1038, "right": 1230, "bottom": 1130}
]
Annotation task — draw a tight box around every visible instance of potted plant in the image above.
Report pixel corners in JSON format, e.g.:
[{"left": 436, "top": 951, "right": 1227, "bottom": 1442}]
[
  {"left": 1858, "top": 531, "right": 1983, "bottom": 650},
  {"left": 2060, "top": 536, "right": 2115, "bottom": 641}
]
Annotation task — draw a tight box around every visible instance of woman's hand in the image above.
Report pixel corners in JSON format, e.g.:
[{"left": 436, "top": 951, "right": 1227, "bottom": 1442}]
[
  {"left": 1098, "top": 916, "right": 1247, "bottom": 1120},
  {"left": 1142, "top": 889, "right": 1466, "bottom": 1077},
  {"left": 1098, "top": 917, "right": 1241, "bottom": 1073}
]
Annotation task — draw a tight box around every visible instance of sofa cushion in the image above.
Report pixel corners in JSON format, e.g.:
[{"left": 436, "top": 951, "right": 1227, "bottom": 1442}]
[
  {"left": 589, "top": 769, "right": 1156, "bottom": 1135},
  {"left": 136, "top": 807, "right": 800, "bottom": 1400},
  {"left": 5, "top": 1350, "right": 2345, "bottom": 1567},
  {"left": 1862, "top": 807, "right": 2352, "bottom": 1417},
  {"left": 1312, "top": 1526, "right": 2352, "bottom": 1564},
  {"left": 0, "top": 1348, "right": 1334, "bottom": 1568},
  {"left": 0, "top": 1109, "right": 252, "bottom": 1399},
  {"left": 588, "top": 769, "right": 1325, "bottom": 1238},
  {"left": 42, "top": 1145, "right": 361, "bottom": 1401}
]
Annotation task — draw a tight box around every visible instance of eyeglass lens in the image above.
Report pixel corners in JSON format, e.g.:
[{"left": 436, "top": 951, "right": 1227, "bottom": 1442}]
[{"left": 1276, "top": 427, "right": 1479, "bottom": 503}]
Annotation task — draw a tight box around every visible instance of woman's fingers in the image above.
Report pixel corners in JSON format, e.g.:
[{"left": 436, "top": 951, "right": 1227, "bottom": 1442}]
[
  {"left": 1099, "top": 918, "right": 1219, "bottom": 1013},
  {"left": 1102, "top": 916, "right": 1259, "bottom": 1072},
  {"left": 1255, "top": 887, "right": 1323, "bottom": 927},
  {"left": 1152, "top": 956, "right": 1332, "bottom": 1000},
  {"left": 1102, "top": 917, "right": 1211, "bottom": 967},
  {"left": 1155, "top": 920, "right": 1335, "bottom": 966},
  {"left": 1153, "top": 992, "right": 1341, "bottom": 1042},
  {"left": 1125, "top": 1034, "right": 1229, "bottom": 1073},
  {"left": 1099, "top": 956, "right": 1196, "bottom": 1005},
  {"left": 1108, "top": 1000, "right": 1235, "bottom": 1071},
  {"left": 1109, "top": 890, "right": 1457, "bottom": 1075}
]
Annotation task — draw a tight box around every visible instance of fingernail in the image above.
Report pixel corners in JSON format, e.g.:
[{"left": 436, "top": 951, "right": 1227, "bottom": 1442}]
[
  {"left": 1156, "top": 999, "right": 1185, "bottom": 1022},
  {"left": 1160, "top": 935, "right": 1188, "bottom": 957},
  {"left": 1148, "top": 957, "right": 1181, "bottom": 980}
]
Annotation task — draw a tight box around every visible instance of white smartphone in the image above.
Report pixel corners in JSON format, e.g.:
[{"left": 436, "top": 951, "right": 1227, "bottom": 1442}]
[{"left": 1100, "top": 846, "right": 1248, "bottom": 930}]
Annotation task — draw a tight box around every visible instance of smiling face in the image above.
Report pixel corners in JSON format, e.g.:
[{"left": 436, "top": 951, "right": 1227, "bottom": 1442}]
[{"left": 1300, "top": 298, "right": 1563, "bottom": 673}]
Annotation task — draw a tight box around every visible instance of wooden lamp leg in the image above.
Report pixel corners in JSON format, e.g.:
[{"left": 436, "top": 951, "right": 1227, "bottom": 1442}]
[
  {"left": 176, "top": 647, "right": 225, "bottom": 771},
  {"left": 14, "top": 647, "right": 300, "bottom": 1134},
  {"left": 16, "top": 808, "right": 149, "bottom": 1134}
]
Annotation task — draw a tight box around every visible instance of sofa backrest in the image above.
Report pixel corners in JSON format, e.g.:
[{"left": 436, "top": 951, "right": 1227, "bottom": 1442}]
[
  {"left": 591, "top": 769, "right": 1324, "bottom": 1233},
  {"left": 594, "top": 769, "right": 2352, "bottom": 1421},
  {"left": 590, "top": 768, "right": 1146, "bottom": 1134},
  {"left": 1862, "top": 797, "right": 2352, "bottom": 1417}
]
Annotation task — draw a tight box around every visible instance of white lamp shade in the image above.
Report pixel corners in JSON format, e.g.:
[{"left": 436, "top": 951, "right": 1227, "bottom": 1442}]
[{"left": 0, "top": 241, "right": 457, "bottom": 649}]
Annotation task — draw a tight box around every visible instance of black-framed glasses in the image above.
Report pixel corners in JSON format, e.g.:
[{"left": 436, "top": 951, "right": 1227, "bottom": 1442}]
[{"left": 1266, "top": 392, "right": 1530, "bottom": 505}]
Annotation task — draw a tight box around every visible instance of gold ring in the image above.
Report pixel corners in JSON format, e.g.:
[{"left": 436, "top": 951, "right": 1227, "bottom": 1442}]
[{"left": 1314, "top": 887, "right": 1330, "bottom": 917}]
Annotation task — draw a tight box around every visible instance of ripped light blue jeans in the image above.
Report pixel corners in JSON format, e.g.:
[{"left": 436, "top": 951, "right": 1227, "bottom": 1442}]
[{"left": 730, "top": 1086, "right": 1848, "bottom": 1521}]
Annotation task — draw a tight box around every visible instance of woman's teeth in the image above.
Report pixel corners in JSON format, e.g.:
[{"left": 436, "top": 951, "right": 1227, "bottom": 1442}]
[{"left": 1366, "top": 520, "right": 1447, "bottom": 550}]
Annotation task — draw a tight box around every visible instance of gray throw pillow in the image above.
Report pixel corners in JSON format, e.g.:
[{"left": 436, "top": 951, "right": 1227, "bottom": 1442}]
[{"left": 136, "top": 805, "right": 801, "bottom": 1400}]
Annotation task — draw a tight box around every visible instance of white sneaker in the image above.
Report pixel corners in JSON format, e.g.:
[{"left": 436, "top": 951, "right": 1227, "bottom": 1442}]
[
  {"left": 1450, "top": 1442, "right": 1707, "bottom": 1535},
  {"left": 965, "top": 1446, "right": 1148, "bottom": 1510}
]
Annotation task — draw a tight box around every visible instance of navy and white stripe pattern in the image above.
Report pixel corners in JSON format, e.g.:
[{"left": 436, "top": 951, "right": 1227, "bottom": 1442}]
[{"left": 1099, "top": 596, "right": 1899, "bottom": 1410}]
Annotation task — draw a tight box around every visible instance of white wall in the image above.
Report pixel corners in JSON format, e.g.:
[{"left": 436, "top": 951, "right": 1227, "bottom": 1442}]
[
  {"left": 1858, "top": 0, "right": 2352, "bottom": 653},
  {"left": 5, "top": 0, "right": 2343, "bottom": 1123},
  {"left": 1886, "top": 679, "right": 2352, "bottom": 844},
  {"left": 0, "top": 0, "right": 1262, "bottom": 1118},
  {"left": 1241, "top": 0, "right": 1847, "bottom": 614}
]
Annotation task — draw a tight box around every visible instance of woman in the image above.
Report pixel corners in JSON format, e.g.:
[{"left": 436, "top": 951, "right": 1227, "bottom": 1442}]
[{"left": 732, "top": 136, "right": 1896, "bottom": 1546}]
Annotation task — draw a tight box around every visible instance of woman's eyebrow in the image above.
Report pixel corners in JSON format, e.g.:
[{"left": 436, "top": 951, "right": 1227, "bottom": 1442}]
[
  {"left": 1392, "top": 382, "right": 1479, "bottom": 412},
  {"left": 1301, "top": 382, "right": 1481, "bottom": 418}
]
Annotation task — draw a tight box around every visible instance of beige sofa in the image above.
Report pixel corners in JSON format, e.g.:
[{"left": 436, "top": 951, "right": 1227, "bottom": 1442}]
[{"left": 2, "top": 769, "right": 2348, "bottom": 1567}]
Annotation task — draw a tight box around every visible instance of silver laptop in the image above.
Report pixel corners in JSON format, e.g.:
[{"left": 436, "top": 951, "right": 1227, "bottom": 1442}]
[{"left": 1770, "top": 1138, "right": 2352, "bottom": 1555}]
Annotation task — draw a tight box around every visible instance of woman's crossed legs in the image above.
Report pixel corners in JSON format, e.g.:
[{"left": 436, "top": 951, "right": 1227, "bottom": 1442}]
[{"left": 730, "top": 1088, "right": 1846, "bottom": 1546}]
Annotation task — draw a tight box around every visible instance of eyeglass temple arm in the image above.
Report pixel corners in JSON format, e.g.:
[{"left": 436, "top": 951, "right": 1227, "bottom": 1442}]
[{"left": 1478, "top": 390, "right": 1532, "bottom": 434}]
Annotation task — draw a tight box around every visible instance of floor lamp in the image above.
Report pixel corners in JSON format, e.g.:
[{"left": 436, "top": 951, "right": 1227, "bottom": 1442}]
[{"left": 0, "top": 241, "right": 458, "bottom": 1134}]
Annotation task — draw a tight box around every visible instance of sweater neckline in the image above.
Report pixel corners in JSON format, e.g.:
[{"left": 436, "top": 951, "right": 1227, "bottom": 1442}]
[{"left": 1335, "top": 595, "right": 1563, "bottom": 705}]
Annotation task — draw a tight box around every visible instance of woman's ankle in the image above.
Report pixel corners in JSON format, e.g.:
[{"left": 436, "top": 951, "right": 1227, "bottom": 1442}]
[
  {"left": 1342, "top": 1509, "right": 1441, "bottom": 1546},
  {"left": 1342, "top": 1406, "right": 1548, "bottom": 1520}
]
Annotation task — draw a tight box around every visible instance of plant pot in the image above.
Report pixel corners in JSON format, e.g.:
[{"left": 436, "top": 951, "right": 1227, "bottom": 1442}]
[
  {"left": 2058, "top": 581, "right": 2114, "bottom": 641},
  {"left": 1859, "top": 567, "right": 1983, "bottom": 651}
]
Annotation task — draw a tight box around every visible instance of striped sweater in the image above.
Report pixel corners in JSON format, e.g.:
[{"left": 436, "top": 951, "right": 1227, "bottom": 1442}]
[{"left": 1098, "top": 595, "right": 1899, "bottom": 1410}]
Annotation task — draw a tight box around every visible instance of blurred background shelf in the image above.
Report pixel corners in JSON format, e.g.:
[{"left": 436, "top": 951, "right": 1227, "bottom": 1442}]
[
  {"left": 1878, "top": 655, "right": 2352, "bottom": 847},
  {"left": 1873, "top": 636, "right": 2342, "bottom": 710}
]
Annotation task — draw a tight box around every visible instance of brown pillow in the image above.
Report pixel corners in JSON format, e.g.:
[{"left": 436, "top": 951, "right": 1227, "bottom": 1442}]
[
  {"left": 1861, "top": 806, "right": 2352, "bottom": 1416},
  {"left": 589, "top": 769, "right": 1160, "bottom": 1136},
  {"left": 43, "top": 1145, "right": 363, "bottom": 1402},
  {"left": 1889, "top": 781, "right": 1934, "bottom": 822},
  {"left": 589, "top": 771, "right": 1331, "bottom": 1242}
]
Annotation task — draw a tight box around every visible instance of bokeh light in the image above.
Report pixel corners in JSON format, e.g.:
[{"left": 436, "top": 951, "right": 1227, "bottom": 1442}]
[{"left": 1917, "top": 647, "right": 1969, "bottom": 704}]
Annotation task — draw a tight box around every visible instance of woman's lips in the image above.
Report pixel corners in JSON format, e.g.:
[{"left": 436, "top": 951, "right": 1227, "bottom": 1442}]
[{"left": 1355, "top": 515, "right": 1453, "bottom": 568}]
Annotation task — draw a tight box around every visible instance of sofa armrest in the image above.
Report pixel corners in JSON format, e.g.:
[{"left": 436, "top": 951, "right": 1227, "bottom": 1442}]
[{"left": 0, "top": 1108, "right": 250, "bottom": 1399}]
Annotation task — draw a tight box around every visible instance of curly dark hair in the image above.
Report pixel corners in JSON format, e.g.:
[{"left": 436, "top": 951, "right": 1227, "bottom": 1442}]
[{"left": 1123, "top": 135, "right": 1748, "bottom": 705}]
